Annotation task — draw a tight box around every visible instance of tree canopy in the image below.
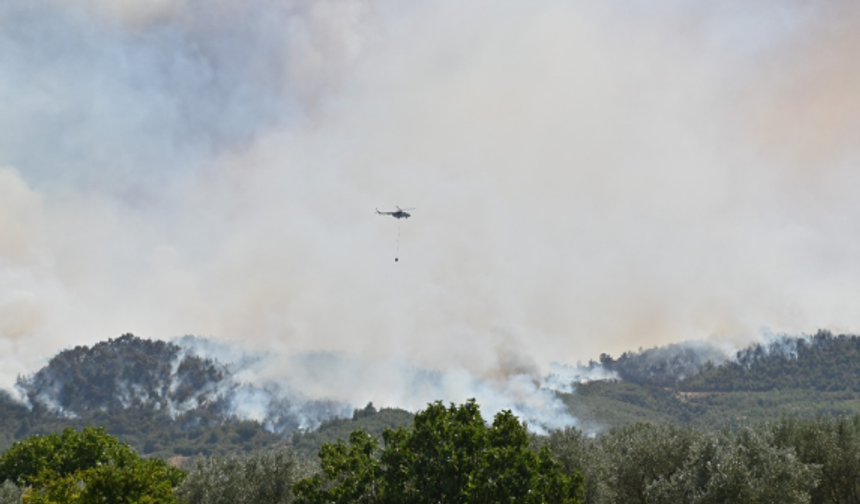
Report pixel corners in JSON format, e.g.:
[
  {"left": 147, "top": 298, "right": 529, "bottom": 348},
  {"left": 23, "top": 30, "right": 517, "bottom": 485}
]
[
  {"left": 681, "top": 330, "right": 860, "bottom": 392},
  {"left": 178, "top": 449, "right": 311, "bottom": 504},
  {"left": 293, "top": 399, "right": 583, "bottom": 504},
  {"left": 0, "top": 426, "right": 185, "bottom": 504}
]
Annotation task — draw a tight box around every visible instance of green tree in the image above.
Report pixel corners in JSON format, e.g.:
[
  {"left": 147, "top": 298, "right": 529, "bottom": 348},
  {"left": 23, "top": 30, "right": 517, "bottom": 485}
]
[
  {"left": 646, "top": 427, "right": 818, "bottom": 504},
  {"left": 544, "top": 427, "right": 607, "bottom": 504},
  {"left": 770, "top": 416, "right": 860, "bottom": 504},
  {"left": 595, "top": 423, "right": 698, "bottom": 504},
  {"left": 0, "top": 481, "right": 23, "bottom": 504},
  {"left": 177, "top": 449, "right": 313, "bottom": 504},
  {"left": 293, "top": 429, "right": 382, "bottom": 504},
  {"left": 293, "top": 399, "right": 583, "bottom": 504},
  {"left": 0, "top": 426, "right": 184, "bottom": 504}
]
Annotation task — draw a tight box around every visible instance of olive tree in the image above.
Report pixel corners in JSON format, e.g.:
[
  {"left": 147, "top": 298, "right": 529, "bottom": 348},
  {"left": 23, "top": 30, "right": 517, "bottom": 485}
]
[
  {"left": 177, "top": 449, "right": 313, "bottom": 504},
  {"left": 595, "top": 423, "right": 698, "bottom": 504},
  {"left": 0, "top": 481, "right": 22, "bottom": 504},
  {"left": 770, "top": 416, "right": 860, "bottom": 504},
  {"left": 646, "top": 427, "right": 818, "bottom": 504}
]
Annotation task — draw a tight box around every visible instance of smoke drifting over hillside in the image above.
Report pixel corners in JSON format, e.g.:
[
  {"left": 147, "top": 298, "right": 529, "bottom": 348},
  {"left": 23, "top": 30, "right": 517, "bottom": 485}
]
[
  {"left": 16, "top": 334, "right": 572, "bottom": 433},
  {"left": 2, "top": 0, "right": 860, "bottom": 424}
]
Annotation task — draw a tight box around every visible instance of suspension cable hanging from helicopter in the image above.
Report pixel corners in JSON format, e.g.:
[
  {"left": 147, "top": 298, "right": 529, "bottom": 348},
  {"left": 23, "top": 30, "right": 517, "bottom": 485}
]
[
  {"left": 376, "top": 206, "right": 415, "bottom": 263},
  {"left": 396, "top": 221, "right": 401, "bottom": 262}
]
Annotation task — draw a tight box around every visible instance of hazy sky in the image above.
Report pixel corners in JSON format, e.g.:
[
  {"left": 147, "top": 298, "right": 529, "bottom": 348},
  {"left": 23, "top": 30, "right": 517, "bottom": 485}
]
[{"left": 1, "top": 0, "right": 859, "bottom": 411}]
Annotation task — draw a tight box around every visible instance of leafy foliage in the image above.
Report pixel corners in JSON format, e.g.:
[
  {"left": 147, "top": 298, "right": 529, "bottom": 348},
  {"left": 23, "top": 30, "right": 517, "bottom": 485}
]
[
  {"left": 544, "top": 420, "right": 825, "bottom": 504},
  {"left": 594, "top": 423, "right": 699, "bottom": 504},
  {"left": 0, "top": 395, "right": 285, "bottom": 460},
  {"left": 645, "top": 427, "right": 817, "bottom": 504},
  {"left": 294, "top": 429, "right": 382, "bottom": 504},
  {"left": 0, "top": 481, "right": 22, "bottom": 504},
  {"left": 289, "top": 403, "right": 413, "bottom": 459},
  {"left": 177, "top": 449, "right": 313, "bottom": 504},
  {"left": 561, "top": 381, "right": 860, "bottom": 431},
  {"left": 294, "top": 399, "right": 583, "bottom": 504},
  {"left": 770, "top": 415, "right": 860, "bottom": 504},
  {"left": 0, "top": 426, "right": 185, "bottom": 504}
]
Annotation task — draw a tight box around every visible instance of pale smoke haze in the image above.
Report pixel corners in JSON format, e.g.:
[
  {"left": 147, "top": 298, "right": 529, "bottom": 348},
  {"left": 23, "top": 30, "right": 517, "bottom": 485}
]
[{"left": 1, "top": 0, "right": 860, "bottom": 423}]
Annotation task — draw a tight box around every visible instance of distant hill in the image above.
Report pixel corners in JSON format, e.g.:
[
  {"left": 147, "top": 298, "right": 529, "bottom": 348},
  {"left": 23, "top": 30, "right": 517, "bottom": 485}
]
[
  {"left": 0, "top": 334, "right": 415, "bottom": 460},
  {"left": 14, "top": 334, "right": 356, "bottom": 432},
  {"left": 596, "top": 340, "right": 730, "bottom": 387},
  {"left": 2, "top": 335, "right": 284, "bottom": 458},
  {"left": 561, "top": 330, "right": 860, "bottom": 430},
  {"left": 680, "top": 330, "right": 860, "bottom": 392},
  {"left": 7, "top": 330, "right": 860, "bottom": 458},
  {"left": 17, "top": 334, "right": 230, "bottom": 416}
]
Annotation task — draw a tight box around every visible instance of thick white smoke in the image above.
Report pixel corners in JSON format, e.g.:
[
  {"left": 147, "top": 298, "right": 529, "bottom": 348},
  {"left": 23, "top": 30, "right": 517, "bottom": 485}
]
[
  {"left": 177, "top": 336, "right": 577, "bottom": 432},
  {"left": 2, "top": 0, "right": 860, "bottom": 426}
]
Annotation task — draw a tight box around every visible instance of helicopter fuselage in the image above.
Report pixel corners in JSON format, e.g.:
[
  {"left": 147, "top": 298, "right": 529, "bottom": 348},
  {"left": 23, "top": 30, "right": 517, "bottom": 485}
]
[{"left": 376, "top": 208, "right": 412, "bottom": 219}]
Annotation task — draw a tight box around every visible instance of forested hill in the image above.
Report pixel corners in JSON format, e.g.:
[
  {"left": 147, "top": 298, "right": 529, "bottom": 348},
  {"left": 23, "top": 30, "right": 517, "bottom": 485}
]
[
  {"left": 14, "top": 334, "right": 355, "bottom": 434},
  {"left": 593, "top": 330, "right": 860, "bottom": 391},
  {"left": 597, "top": 341, "right": 730, "bottom": 387},
  {"left": 7, "top": 331, "right": 860, "bottom": 456},
  {"left": 562, "top": 330, "right": 860, "bottom": 430},
  {"left": 1, "top": 334, "right": 413, "bottom": 459},
  {"left": 679, "top": 330, "right": 860, "bottom": 392},
  {"left": 17, "top": 334, "right": 229, "bottom": 416}
]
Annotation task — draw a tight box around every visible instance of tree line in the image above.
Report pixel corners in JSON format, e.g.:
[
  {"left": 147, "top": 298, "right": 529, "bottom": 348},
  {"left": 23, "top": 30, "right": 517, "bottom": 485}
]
[
  {"left": 5, "top": 401, "right": 860, "bottom": 503},
  {"left": 9, "top": 331, "right": 860, "bottom": 460},
  {"left": 544, "top": 417, "right": 860, "bottom": 504},
  {"left": 597, "top": 330, "right": 860, "bottom": 392},
  {"left": 682, "top": 330, "right": 860, "bottom": 392}
]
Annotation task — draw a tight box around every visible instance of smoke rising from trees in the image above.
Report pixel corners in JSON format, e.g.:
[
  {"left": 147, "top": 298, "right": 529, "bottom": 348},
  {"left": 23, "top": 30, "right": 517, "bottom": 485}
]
[{"left": 1, "top": 0, "right": 860, "bottom": 422}]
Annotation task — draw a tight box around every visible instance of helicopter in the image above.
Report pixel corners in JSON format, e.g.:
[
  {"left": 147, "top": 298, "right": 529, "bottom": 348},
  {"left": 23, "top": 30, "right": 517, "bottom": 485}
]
[{"left": 376, "top": 206, "right": 415, "bottom": 219}]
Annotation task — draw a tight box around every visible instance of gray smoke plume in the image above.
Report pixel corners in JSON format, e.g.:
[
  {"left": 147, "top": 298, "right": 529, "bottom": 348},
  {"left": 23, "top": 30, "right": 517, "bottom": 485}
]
[
  {"left": 177, "top": 336, "right": 576, "bottom": 432},
  {"left": 2, "top": 0, "right": 860, "bottom": 428}
]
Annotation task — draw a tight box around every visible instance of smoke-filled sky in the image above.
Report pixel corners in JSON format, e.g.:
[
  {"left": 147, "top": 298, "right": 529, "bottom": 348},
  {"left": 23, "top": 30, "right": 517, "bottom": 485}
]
[{"left": 2, "top": 0, "right": 860, "bottom": 415}]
